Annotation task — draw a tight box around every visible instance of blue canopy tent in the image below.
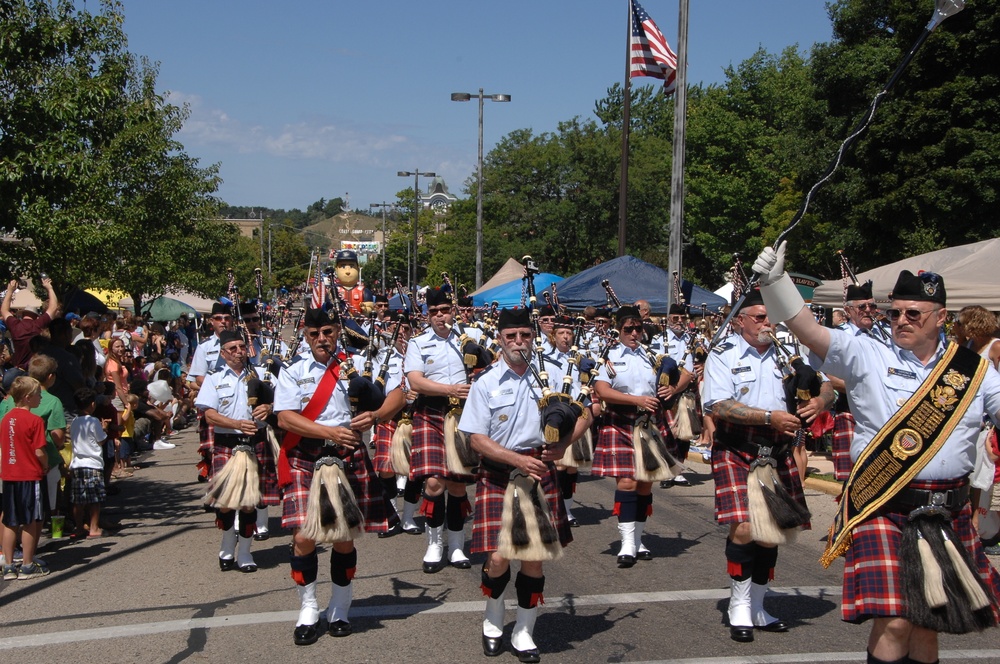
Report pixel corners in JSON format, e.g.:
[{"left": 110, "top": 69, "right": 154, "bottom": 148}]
[
  {"left": 541, "top": 256, "right": 727, "bottom": 313},
  {"left": 471, "top": 273, "right": 563, "bottom": 308}
]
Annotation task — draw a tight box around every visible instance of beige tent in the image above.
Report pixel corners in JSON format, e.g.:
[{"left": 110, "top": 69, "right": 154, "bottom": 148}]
[
  {"left": 472, "top": 257, "right": 524, "bottom": 295},
  {"left": 119, "top": 289, "right": 220, "bottom": 315},
  {"left": 812, "top": 238, "right": 1000, "bottom": 310}
]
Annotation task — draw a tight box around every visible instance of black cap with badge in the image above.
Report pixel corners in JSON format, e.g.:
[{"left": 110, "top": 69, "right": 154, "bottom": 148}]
[
  {"left": 889, "top": 270, "right": 946, "bottom": 305},
  {"left": 845, "top": 280, "right": 874, "bottom": 301}
]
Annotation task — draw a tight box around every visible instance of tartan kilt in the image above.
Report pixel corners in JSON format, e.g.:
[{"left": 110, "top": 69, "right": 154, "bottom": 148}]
[
  {"left": 832, "top": 412, "right": 855, "bottom": 482},
  {"left": 210, "top": 436, "right": 280, "bottom": 506},
  {"left": 280, "top": 442, "right": 399, "bottom": 534},
  {"left": 372, "top": 420, "right": 397, "bottom": 475},
  {"left": 408, "top": 406, "right": 475, "bottom": 483},
  {"left": 69, "top": 467, "right": 106, "bottom": 505},
  {"left": 592, "top": 409, "right": 672, "bottom": 479},
  {"left": 842, "top": 479, "right": 1000, "bottom": 624},
  {"left": 197, "top": 410, "right": 214, "bottom": 455},
  {"left": 712, "top": 421, "right": 806, "bottom": 526},
  {"left": 471, "top": 453, "right": 572, "bottom": 555}
]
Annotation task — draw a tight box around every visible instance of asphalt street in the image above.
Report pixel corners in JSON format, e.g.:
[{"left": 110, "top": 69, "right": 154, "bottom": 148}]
[{"left": 2, "top": 427, "right": 999, "bottom": 664}]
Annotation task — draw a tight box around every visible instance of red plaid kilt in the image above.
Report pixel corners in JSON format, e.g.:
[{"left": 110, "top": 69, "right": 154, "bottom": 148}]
[
  {"left": 711, "top": 421, "right": 806, "bottom": 526},
  {"left": 197, "top": 409, "right": 214, "bottom": 455},
  {"left": 471, "top": 451, "right": 572, "bottom": 555},
  {"left": 280, "top": 441, "right": 399, "bottom": 535},
  {"left": 408, "top": 406, "right": 475, "bottom": 483},
  {"left": 832, "top": 412, "right": 855, "bottom": 482},
  {"left": 842, "top": 478, "right": 1000, "bottom": 624},
  {"left": 210, "top": 435, "right": 281, "bottom": 507},
  {"left": 372, "top": 420, "right": 397, "bottom": 475},
  {"left": 592, "top": 409, "right": 673, "bottom": 479}
]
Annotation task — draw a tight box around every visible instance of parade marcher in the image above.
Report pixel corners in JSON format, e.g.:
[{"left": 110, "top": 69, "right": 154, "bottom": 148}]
[
  {"left": 196, "top": 330, "right": 276, "bottom": 573},
  {"left": 404, "top": 288, "right": 484, "bottom": 573},
  {"left": 593, "top": 306, "right": 691, "bottom": 568},
  {"left": 188, "top": 303, "right": 233, "bottom": 482},
  {"left": 460, "top": 308, "right": 587, "bottom": 662},
  {"left": 658, "top": 303, "right": 697, "bottom": 487},
  {"left": 754, "top": 245, "right": 1000, "bottom": 664},
  {"left": 274, "top": 307, "right": 399, "bottom": 645},
  {"left": 703, "top": 288, "right": 832, "bottom": 642}
]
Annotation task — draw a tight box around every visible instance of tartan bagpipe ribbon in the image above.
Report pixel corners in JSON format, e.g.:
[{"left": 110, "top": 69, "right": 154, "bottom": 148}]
[
  {"left": 276, "top": 353, "right": 345, "bottom": 487},
  {"left": 820, "top": 342, "right": 988, "bottom": 567}
]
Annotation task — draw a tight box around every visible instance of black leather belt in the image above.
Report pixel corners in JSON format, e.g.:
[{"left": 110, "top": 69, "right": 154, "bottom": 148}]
[
  {"left": 718, "top": 434, "right": 791, "bottom": 459},
  {"left": 215, "top": 433, "right": 252, "bottom": 448},
  {"left": 415, "top": 395, "right": 461, "bottom": 410},
  {"left": 884, "top": 482, "right": 970, "bottom": 514}
]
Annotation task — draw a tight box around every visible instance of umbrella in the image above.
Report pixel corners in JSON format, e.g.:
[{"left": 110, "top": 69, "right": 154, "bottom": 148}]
[
  {"left": 64, "top": 288, "right": 109, "bottom": 315},
  {"left": 135, "top": 296, "right": 196, "bottom": 321},
  {"left": 85, "top": 289, "right": 127, "bottom": 308}
]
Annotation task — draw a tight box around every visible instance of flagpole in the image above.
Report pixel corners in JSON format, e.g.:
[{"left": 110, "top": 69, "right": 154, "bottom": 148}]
[
  {"left": 617, "top": 0, "right": 632, "bottom": 257},
  {"left": 666, "top": 0, "right": 689, "bottom": 310}
]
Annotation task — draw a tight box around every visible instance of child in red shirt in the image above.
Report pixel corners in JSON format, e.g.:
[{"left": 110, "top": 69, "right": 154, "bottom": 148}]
[{"left": 1, "top": 376, "right": 50, "bottom": 580}]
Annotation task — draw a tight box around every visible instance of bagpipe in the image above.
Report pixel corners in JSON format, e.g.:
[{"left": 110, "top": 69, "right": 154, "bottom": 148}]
[{"left": 742, "top": 330, "right": 815, "bottom": 546}]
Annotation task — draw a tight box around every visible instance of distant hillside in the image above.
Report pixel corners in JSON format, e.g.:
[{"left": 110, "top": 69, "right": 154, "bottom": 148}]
[{"left": 304, "top": 212, "right": 383, "bottom": 257}]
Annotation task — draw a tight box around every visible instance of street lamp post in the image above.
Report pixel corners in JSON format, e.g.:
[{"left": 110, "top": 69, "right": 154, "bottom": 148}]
[
  {"left": 451, "top": 89, "right": 511, "bottom": 290},
  {"left": 369, "top": 202, "right": 394, "bottom": 292},
  {"left": 397, "top": 170, "right": 436, "bottom": 290}
]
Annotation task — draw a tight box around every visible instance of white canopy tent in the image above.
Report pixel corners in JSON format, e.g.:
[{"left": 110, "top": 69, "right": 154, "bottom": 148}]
[
  {"left": 812, "top": 238, "right": 1000, "bottom": 310},
  {"left": 472, "top": 258, "right": 524, "bottom": 295}
]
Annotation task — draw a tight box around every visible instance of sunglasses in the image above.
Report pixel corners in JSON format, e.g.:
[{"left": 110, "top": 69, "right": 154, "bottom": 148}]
[
  {"left": 503, "top": 331, "right": 533, "bottom": 341},
  {"left": 306, "top": 327, "right": 337, "bottom": 338},
  {"left": 222, "top": 344, "right": 247, "bottom": 352},
  {"left": 853, "top": 303, "right": 879, "bottom": 312},
  {"left": 244, "top": 316, "right": 260, "bottom": 322},
  {"left": 594, "top": 318, "right": 609, "bottom": 324},
  {"left": 428, "top": 306, "right": 451, "bottom": 315},
  {"left": 212, "top": 316, "right": 233, "bottom": 322},
  {"left": 886, "top": 308, "right": 935, "bottom": 323},
  {"left": 740, "top": 313, "right": 768, "bottom": 323},
  {"left": 621, "top": 325, "right": 643, "bottom": 334}
]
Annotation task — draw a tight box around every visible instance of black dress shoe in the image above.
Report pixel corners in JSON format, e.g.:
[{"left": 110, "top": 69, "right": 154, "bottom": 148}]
[
  {"left": 294, "top": 622, "right": 322, "bottom": 646},
  {"left": 219, "top": 557, "right": 236, "bottom": 572},
  {"left": 482, "top": 634, "right": 504, "bottom": 657},
  {"left": 617, "top": 554, "right": 636, "bottom": 568},
  {"left": 636, "top": 550, "right": 653, "bottom": 561},
  {"left": 238, "top": 562, "right": 258, "bottom": 573},
  {"left": 659, "top": 480, "right": 672, "bottom": 489},
  {"left": 512, "top": 645, "right": 541, "bottom": 663},
  {"left": 567, "top": 518, "right": 579, "bottom": 528},
  {"left": 377, "top": 524, "right": 402, "bottom": 539},
  {"left": 253, "top": 531, "right": 270, "bottom": 541},
  {"left": 328, "top": 619, "right": 352, "bottom": 637},
  {"left": 450, "top": 558, "right": 472, "bottom": 570},
  {"left": 729, "top": 625, "right": 754, "bottom": 642},
  {"left": 423, "top": 560, "right": 446, "bottom": 574},
  {"left": 755, "top": 619, "right": 789, "bottom": 632},
  {"left": 402, "top": 523, "right": 424, "bottom": 535}
]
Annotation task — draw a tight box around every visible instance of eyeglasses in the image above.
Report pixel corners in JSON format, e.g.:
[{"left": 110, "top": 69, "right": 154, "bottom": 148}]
[
  {"left": 212, "top": 316, "right": 232, "bottom": 322},
  {"left": 374, "top": 303, "right": 389, "bottom": 308},
  {"left": 244, "top": 316, "right": 260, "bottom": 322},
  {"left": 668, "top": 315, "right": 685, "bottom": 323},
  {"left": 621, "top": 325, "right": 643, "bottom": 334},
  {"left": 740, "top": 313, "right": 769, "bottom": 323},
  {"left": 503, "top": 331, "right": 533, "bottom": 341},
  {"left": 428, "top": 306, "right": 451, "bottom": 315},
  {"left": 886, "top": 308, "right": 935, "bottom": 323},
  {"left": 853, "top": 303, "right": 879, "bottom": 312},
  {"left": 538, "top": 317, "right": 555, "bottom": 323},
  {"left": 306, "top": 327, "right": 337, "bottom": 338},
  {"left": 222, "top": 344, "right": 247, "bottom": 352},
  {"left": 594, "top": 318, "right": 609, "bottom": 325}
]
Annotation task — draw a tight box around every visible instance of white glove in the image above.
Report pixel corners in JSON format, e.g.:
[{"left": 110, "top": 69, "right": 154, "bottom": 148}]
[{"left": 753, "top": 241, "right": 787, "bottom": 286}]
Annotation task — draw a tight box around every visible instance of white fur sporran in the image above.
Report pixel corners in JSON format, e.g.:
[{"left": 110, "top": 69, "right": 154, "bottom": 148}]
[
  {"left": 497, "top": 472, "right": 563, "bottom": 562},
  {"left": 204, "top": 445, "right": 260, "bottom": 510}
]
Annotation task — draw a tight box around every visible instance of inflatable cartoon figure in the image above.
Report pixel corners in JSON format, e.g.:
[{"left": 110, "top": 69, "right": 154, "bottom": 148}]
[{"left": 333, "top": 249, "right": 373, "bottom": 315}]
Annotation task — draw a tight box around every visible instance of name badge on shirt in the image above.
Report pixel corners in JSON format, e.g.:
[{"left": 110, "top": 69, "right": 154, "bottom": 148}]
[
  {"left": 296, "top": 377, "right": 316, "bottom": 386},
  {"left": 732, "top": 366, "right": 751, "bottom": 375},
  {"left": 887, "top": 367, "right": 917, "bottom": 381},
  {"left": 613, "top": 361, "right": 627, "bottom": 367}
]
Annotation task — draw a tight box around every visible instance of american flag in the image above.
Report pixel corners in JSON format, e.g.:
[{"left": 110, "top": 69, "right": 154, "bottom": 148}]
[
  {"left": 311, "top": 278, "right": 325, "bottom": 310},
  {"left": 630, "top": 0, "right": 677, "bottom": 94}
]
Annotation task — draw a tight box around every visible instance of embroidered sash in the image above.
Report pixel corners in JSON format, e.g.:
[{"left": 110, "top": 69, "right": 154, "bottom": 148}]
[
  {"left": 276, "top": 356, "right": 343, "bottom": 486},
  {"left": 820, "top": 342, "right": 988, "bottom": 567}
]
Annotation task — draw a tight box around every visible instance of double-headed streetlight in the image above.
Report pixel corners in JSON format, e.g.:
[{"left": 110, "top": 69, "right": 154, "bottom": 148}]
[
  {"left": 451, "top": 89, "right": 511, "bottom": 290},
  {"left": 397, "top": 170, "right": 435, "bottom": 290},
  {"left": 369, "top": 202, "right": 394, "bottom": 292}
]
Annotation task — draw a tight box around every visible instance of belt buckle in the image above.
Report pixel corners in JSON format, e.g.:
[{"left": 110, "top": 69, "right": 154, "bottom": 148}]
[
  {"left": 908, "top": 490, "right": 951, "bottom": 521},
  {"left": 315, "top": 455, "right": 345, "bottom": 470}
]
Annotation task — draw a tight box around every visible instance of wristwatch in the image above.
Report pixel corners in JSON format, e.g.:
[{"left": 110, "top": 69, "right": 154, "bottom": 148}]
[{"left": 764, "top": 410, "right": 772, "bottom": 426}]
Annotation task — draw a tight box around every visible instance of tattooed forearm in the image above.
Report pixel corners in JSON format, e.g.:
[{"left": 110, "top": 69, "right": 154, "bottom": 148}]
[
  {"left": 819, "top": 381, "right": 836, "bottom": 411},
  {"left": 709, "top": 399, "right": 768, "bottom": 425}
]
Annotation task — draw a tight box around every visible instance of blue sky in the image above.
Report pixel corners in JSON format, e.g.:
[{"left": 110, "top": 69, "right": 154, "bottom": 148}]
[{"left": 120, "top": 1, "right": 835, "bottom": 212}]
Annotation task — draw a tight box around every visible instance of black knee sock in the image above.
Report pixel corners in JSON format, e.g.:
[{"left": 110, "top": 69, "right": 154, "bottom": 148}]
[
  {"left": 381, "top": 475, "right": 398, "bottom": 500},
  {"left": 725, "top": 539, "right": 755, "bottom": 581},
  {"left": 237, "top": 510, "right": 256, "bottom": 538},
  {"left": 403, "top": 478, "right": 422, "bottom": 504},
  {"left": 423, "top": 492, "right": 446, "bottom": 528},
  {"left": 558, "top": 470, "right": 576, "bottom": 500},
  {"left": 446, "top": 493, "right": 468, "bottom": 531},
  {"left": 215, "top": 509, "right": 236, "bottom": 531},
  {"left": 330, "top": 548, "right": 357, "bottom": 586},
  {"left": 480, "top": 563, "right": 511, "bottom": 599},
  {"left": 614, "top": 490, "right": 638, "bottom": 522},
  {"left": 635, "top": 493, "right": 652, "bottom": 523},
  {"left": 289, "top": 550, "right": 318, "bottom": 586},
  {"left": 752, "top": 544, "right": 778, "bottom": 584},
  {"left": 515, "top": 572, "right": 545, "bottom": 609}
]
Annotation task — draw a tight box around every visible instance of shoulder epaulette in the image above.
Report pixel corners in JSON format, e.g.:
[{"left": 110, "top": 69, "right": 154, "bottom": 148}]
[{"left": 711, "top": 342, "right": 734, "bottom": 355}]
